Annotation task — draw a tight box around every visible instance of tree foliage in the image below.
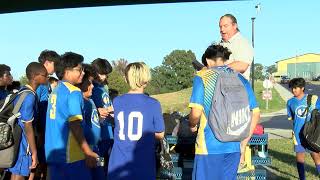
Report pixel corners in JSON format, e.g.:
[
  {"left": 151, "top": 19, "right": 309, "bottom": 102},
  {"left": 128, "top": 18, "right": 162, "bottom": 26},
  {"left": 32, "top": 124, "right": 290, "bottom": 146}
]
[
  {"left": 19, "top": 75, "right": 28, "bottom": 86},
  {"left": 112, "top": 58, "right": 128, "bottom": 76},
  {"left": 108, "top": 70, "right": 129, "bottom": 95},
  {"left": 266, "top": 64, "right": 277, "bottom": 75},
  {"left": 253, "top": 63, "right": 264, "bottom": 80}
]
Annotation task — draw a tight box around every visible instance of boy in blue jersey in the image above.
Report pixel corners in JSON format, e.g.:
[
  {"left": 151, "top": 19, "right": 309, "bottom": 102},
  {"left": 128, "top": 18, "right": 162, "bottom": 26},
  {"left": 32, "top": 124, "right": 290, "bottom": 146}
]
[
  {"left": 188, "top": 44, "right": 260, "bottom": 180},
  {"left": 287, "top": 78, "right": 320, "bottom": 180},
  {"left": 45, "top": 52, "right": 99, "bottom": 180},
  {"left": 8, "top": 62, "right": 48, "bottom": 180},
  {"left": 35, "top": 50, "right": 60, "bottom": 179},
  {"left": 91, "top": 58, "right": 114, "bottom": 173},
  {"left": 76, "top": 77, "right": 105, "bottom": 180},
  {"left": 0, "top": 64, "right": 13, "bottom": 100},
  {"left": 108, "top": 62, "right": 165, "bottom": 180}
]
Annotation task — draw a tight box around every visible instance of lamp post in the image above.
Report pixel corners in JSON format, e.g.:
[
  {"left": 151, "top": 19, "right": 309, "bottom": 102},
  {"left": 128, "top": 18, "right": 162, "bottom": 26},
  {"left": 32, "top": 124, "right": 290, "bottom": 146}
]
[
  {"left": 251, "top": 17, "right": 256, "bottom": 90},
  {"left": 251, "top": 3, "right": 261, "bottom": 91}
]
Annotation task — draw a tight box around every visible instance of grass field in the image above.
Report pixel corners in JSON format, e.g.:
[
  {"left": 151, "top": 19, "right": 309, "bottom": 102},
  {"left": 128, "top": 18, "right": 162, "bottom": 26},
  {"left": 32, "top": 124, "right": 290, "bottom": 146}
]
[
  {"left": 152, "top": 80, "right": 286, "bottom": 114},
  {"left": 269, "top": 139, "right": 318, "bottom": 179}
]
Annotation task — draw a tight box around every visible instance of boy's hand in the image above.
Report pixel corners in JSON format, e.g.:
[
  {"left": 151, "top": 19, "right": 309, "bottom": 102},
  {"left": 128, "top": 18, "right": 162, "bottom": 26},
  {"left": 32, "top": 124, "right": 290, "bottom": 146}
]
[
  {"left": 98, "top": 108, "right": 109, "bottom": 119},
  {"left": 30, "top": 153, "right": 38, "bottom": 169},
  {"left": 84, "top": 150, "right": 99, "bottom": 168}
]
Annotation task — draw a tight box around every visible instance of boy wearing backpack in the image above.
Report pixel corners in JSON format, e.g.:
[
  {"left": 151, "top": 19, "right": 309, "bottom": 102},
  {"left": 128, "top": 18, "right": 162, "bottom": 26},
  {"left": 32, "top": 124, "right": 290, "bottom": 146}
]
[
  {"left": 189, "top": 44, "right": 260, "bottom": 180},
  {"left": 7, "top": 62, "right": 48, "bottom": 180},
  {"left": 287, "top": 78, "right": 320, "bottom": 180}
]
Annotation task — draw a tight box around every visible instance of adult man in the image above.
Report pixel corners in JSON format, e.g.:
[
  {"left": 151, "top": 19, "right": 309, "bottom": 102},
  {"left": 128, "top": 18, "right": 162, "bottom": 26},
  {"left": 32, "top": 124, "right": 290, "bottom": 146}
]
[
  {"left": 0, "top": 64, "right": 13, "bottom": 100},
  {"left": 219, "top": 14, "right": 254, "bottom": 80},
  {"left": 189, "top": 44, "right": 260, "bottom": 180}
]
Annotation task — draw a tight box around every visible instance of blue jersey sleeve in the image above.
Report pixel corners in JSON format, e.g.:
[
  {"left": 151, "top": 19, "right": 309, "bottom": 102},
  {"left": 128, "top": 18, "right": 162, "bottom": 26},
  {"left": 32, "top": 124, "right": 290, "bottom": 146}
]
[
  {"left": 287, "top": 100, "right": 293, "bottom": 120},
  {"left": 20, "top": 93, "right": 36, "bottom": 123},
  {"left": 316, "top": 97, "right": 320, "bottom": 109},
  {"left": 189, "top": 76, "right": 204, "bottom": 110},
  {"left": 238, "top": 74, "right": 259, "bottom": 111},
  {"left": 153, "top": 101, "right": 165, "bottom": 133},
  {"left": 68, "top": 91, "right": 83, "bottom": 122}
]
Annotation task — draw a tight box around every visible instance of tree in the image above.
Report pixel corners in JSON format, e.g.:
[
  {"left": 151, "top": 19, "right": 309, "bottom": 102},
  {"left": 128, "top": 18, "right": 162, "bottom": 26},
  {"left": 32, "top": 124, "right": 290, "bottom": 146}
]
[
  {"left": 253, "top": 63, "right": 264, "bottom": 80},
  {"left": 266, "top": 64, "right": 277, "bottom": 75},
  {"left": 108, "top": 70, "right": 129, "bottom": 94},
  {"left": 157, "top": 50, "right": 196, "bottom": 92},
  {"left": 19, "top": 75, "right": 28, "bottom": 85},
  {"left": 112, "top": 58, "right": 128, "bottom": 76}
]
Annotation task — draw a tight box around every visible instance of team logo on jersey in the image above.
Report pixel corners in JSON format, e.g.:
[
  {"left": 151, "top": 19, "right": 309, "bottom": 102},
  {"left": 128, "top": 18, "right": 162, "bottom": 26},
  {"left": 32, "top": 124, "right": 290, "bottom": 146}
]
[
  {"left": 102, "top": 93, "right": 110, "bottom": 106},
  {"left": 295, "top": 105, "right": 308, "bottom": 118},
  {"left": 91, "top": 109, "right": 100, "bottom": 128}
]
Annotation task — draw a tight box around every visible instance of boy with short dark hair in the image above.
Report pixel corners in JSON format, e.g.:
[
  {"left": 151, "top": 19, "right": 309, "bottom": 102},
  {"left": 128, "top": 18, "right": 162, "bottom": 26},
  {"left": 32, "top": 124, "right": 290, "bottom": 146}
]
[
  {"left": 8, "top": 62, "right": 48, "bottom": 180},
  {"left": 45, "top": 52, "right": 98, "bottom": 180},
  {"left": 287, "top": 78, "right": 320, "bottom": 180},
  {"left": 0, "top": 64, "right": 13, "bottom": 100}
]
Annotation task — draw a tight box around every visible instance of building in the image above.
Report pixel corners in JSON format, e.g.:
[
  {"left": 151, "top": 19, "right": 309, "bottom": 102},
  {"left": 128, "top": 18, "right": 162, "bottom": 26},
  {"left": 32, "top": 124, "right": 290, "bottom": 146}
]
[{"left": 273, "top": 53, "right": 320, "bottom": 81}]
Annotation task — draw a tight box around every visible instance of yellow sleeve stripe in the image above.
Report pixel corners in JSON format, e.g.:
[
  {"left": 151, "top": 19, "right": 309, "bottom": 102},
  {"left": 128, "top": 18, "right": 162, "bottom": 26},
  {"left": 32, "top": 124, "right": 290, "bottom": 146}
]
[
  {"left": 252, "top": 107, "right": 260, "bottom": 113},
  {"left": 288, "top": 117, "right": 293, "bottom": 121},
  {"left": 68, "top": 115, "right": 83, "bottom": 122},
  {"left": 189, "top": 103, "right": 203, "bottom": 110}
]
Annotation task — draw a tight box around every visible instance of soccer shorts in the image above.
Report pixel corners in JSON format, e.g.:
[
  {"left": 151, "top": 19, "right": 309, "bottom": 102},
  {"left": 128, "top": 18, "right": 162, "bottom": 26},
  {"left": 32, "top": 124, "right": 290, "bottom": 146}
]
[
  {"left": 48, "top": 160, "right": 91, "bottom": 180},
  {"left": 192, "top": 152, "right": 240, "bottom": 180}
]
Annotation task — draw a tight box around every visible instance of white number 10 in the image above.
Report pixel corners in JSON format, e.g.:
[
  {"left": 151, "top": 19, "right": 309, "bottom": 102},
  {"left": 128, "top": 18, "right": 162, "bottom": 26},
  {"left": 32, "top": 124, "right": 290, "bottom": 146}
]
[{"left": 117, "top": 111, "right": 143, "bottom": 141}]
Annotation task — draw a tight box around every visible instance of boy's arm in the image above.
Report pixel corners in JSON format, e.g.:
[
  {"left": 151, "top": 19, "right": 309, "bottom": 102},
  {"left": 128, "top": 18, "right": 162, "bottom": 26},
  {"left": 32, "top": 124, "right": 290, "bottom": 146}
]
[
  {"left": 153, "top": 101, "right": 165, "bottom": 140},
  {"left": 240, "top": 109, "right": 260, "bottom": 152},
  {"left": 188, "top": 75, "right": 204, "bottom": 132},
  {"left": 24, "top": 122, "right": 38, "bottom": 169},
  {"left": 69, "top": 121, "right": 99, "bottom": 168}
]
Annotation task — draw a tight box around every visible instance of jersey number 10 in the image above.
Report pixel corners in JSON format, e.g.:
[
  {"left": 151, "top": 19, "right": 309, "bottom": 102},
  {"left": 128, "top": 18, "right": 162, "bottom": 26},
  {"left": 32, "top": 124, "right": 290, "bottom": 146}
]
[{"left": 117, "top": 111, "right": 143, "bottom": 141}]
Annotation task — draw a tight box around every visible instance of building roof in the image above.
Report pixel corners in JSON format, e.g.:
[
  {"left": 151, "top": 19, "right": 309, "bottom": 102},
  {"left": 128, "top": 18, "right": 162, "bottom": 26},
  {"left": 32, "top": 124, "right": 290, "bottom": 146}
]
[
  {"left": 275, "top": 53, "right": 320, "bottom": 63},
  {"left": 0, "top": 0, "right": 234, "bottom": 14}
]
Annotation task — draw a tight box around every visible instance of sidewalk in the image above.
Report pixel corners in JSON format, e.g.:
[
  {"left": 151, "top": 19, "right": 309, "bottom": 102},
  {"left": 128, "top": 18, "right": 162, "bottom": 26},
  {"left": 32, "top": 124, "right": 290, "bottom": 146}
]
[{"left": 261, "top": 83, "right": 293, "bottom": 140}]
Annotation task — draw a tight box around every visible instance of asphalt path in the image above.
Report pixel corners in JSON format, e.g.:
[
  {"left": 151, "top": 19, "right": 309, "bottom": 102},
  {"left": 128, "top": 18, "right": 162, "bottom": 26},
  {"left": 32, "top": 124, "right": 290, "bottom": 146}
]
[{"left": 281, "top": 82, "right": 320, "bottom": 97}]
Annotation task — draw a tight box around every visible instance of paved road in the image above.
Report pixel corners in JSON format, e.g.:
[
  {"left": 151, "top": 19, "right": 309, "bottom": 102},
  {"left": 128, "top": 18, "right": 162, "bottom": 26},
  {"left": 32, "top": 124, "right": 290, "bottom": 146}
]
[{"left": 281, "top": 82, "right": 320, "bottom": 97}]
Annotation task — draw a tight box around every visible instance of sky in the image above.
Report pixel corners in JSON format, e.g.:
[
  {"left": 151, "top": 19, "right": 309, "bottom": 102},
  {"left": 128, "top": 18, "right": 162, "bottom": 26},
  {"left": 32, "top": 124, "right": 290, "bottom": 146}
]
[{"left": 1, "top": 0, "right": 319, "bottom": 79}]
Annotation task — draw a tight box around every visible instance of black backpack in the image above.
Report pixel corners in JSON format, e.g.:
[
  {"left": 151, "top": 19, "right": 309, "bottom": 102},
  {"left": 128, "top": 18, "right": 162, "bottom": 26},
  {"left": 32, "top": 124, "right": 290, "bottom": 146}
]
[
  {"left": 0, "top": 89, "right": 33, "bottom": 168},
  {"left": 300, "top": 95, "right": 320, "bottom": 152}
]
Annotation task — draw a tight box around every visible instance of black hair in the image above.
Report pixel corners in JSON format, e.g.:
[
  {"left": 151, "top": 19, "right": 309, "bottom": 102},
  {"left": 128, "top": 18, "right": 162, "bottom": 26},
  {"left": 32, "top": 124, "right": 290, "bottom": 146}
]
[
  {"left": 38, "top": 50, "right": 60, "bottom": 64},
  {"left": 48, "top": 76, "right": 59, "bottom": 84},
  {"left": 289, "top": 78, "right": 305, "bottom": 89},
  {"left": 220, "top": 14, "right": 240, "bottom": 32},
  {"left": 26, "top": 62, "right": 47, "bottom": 81},
  {"left": 76, "top": 76, "right": 92, "bottom": 92},
  {"left": 6, "top": 81, "right": 20, "bottom": 92},
  {"left": 201, "top": 44, "right": 232, "bottom": 66},
  {"left": 83, "top": 63, "right": 96, "bottom": 80},
  {"left": 55, "top": 52, "right": 84, "bottom": 80},
  {"left": 91, "top": 58, "right": 112, "bottom": 76},
  {"left": 0, "top": 64, "right": 11, "bottom": 77}
]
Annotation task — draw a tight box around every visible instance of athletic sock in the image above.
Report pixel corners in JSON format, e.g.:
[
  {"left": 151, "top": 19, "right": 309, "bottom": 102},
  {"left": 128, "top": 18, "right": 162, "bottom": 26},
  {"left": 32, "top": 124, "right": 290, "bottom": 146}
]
[{"left": 297, "top": 162, "right": 305, "bottom": 180}]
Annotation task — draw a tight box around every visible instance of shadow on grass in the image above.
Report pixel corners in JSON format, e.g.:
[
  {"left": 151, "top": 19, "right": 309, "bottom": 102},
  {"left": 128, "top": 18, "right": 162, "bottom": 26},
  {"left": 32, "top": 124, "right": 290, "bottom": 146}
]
[{"left": 269, "top": 149, "right": 318, "bottom": 179}]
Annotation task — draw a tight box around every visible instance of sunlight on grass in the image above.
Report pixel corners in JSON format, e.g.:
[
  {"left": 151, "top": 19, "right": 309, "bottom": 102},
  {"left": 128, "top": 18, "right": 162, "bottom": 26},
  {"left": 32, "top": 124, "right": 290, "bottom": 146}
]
[{"left": 269, "top": 139, "right": 318, "bottom": 179}]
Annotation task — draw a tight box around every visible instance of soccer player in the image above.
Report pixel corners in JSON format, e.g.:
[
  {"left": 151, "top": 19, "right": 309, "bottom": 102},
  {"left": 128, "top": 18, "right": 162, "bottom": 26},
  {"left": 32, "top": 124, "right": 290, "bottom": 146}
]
[
  {"left": 76, "top": 77, "right": 105, "bottom": 180},
  {"left": 188, "top": 44, "right": 260, "bottom": 180},
  {"left": 107, "top": 62, "right": 165, "bottom": 180},
  {"left": 8, "top": 62, "right": 48, "bottom": 180},
  {"left": 90, "top": 58, "right": 114, "bottom": 172},
  {"left": 287, "top": 78, "right": 320, "bottom": 180},
  {"left": 0, "top": 64, "right": 13, "bottom": 100},
  {"left": 35, "top": 50, "right": 60, "bottom": 179},
  {"left": 45, "top": 52, "right": 98, "bottom": 180}
]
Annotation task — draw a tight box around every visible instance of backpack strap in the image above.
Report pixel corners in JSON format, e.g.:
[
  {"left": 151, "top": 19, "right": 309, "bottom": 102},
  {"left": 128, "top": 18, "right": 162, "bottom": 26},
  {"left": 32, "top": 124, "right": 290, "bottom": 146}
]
[
  {"left": 302, "top": 94, "right": 313, "bottom": 118},
  {"left": 7, "top": 89, "right": 33, "bottom": 126}
]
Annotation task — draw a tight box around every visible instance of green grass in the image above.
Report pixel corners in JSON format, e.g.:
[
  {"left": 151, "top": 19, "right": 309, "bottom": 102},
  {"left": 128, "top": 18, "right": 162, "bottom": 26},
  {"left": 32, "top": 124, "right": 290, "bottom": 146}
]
[
  {"left": 152, "top": 81, "right": 286, "bottom": 114},
  {"left": 269, "top": 139, "right": 318, "bottom": 179},
  {"left": 254, "top": 81, "right": 286, "bottom": 113}
]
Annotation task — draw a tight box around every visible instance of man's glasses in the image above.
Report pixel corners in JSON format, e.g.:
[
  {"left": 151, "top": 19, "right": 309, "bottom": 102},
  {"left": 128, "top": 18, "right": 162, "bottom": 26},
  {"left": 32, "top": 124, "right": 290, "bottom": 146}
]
[{"left": 72, "top": 67, "right": 84, "bottom": 73}]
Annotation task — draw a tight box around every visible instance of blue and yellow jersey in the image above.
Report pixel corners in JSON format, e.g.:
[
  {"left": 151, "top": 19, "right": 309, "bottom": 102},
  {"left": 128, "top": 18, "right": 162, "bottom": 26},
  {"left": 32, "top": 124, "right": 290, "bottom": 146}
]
[
  {"left": 45, "top": 81, "right": 85, "bottom": 164},
  {"left": 91, "top": 81, "right": 113, "bottom": 140},
  {"left": 36, "top": 84, "right": 51, "bottom": 131},
  {"left": 189, "top": 66, "right": 259, "bottom": 155},
  {"left": 82, "top": 98, "right": 101, "bottom": 147},
  {"left": 287, "top": 94, "right": 320, "bottom": 145}
]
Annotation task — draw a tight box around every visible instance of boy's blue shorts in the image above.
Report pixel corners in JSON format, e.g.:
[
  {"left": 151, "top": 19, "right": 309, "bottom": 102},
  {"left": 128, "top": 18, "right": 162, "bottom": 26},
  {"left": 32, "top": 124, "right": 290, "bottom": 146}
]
[
  {"left": 192, "top": 152, "right": 240, "bottom": 180},
  {"left": 8, "top": 154, "right": 31, "bottom": 177},
  {"left": 295, "top": 144, "right": 312, "bottom": 153},
  {"left": 48, "top": 160, "right": 91, "bottom": 180}
]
